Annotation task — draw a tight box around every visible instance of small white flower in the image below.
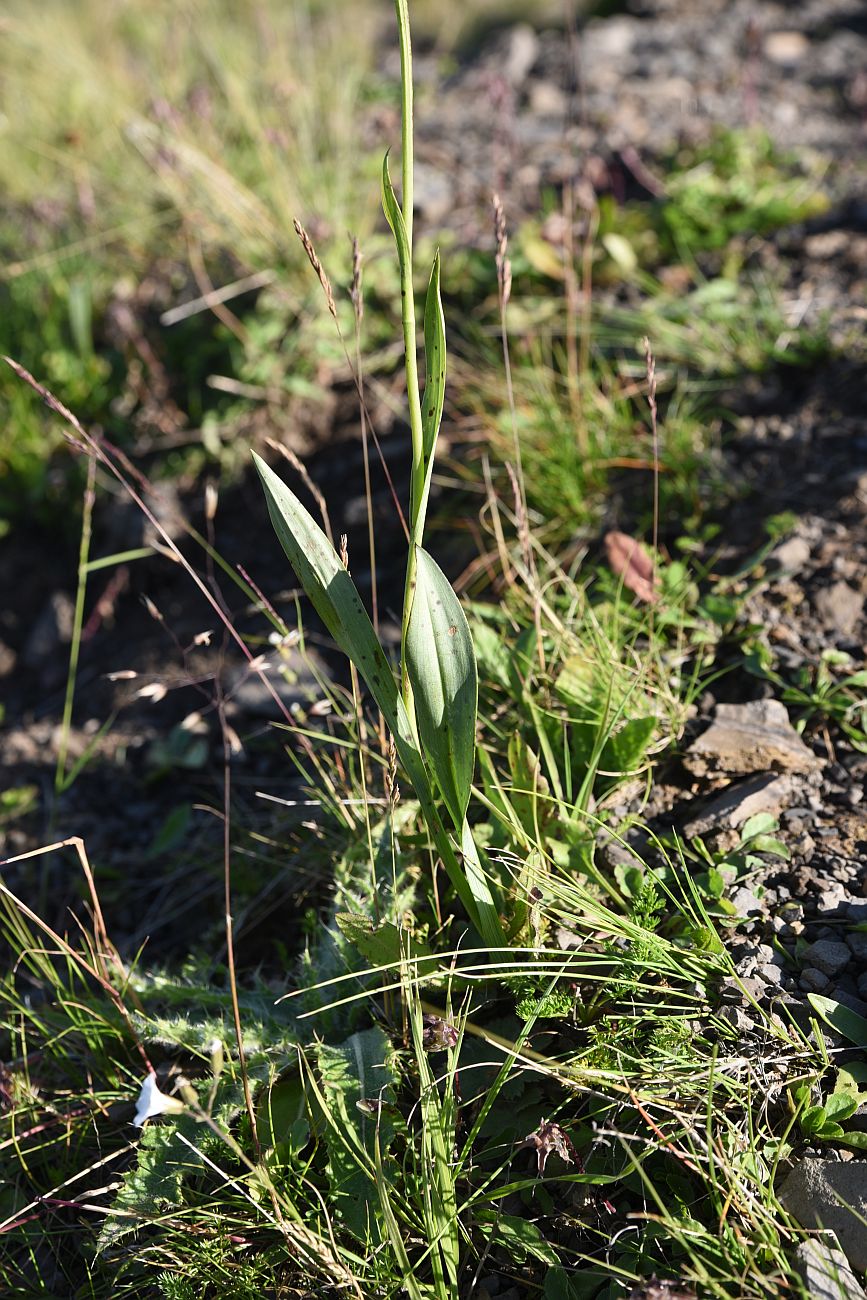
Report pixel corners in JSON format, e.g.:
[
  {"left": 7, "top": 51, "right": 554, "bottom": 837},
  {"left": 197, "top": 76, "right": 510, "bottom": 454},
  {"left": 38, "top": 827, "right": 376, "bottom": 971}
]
[{"left": 133, "top": 1073, "right": 186, "bottom": 1127}]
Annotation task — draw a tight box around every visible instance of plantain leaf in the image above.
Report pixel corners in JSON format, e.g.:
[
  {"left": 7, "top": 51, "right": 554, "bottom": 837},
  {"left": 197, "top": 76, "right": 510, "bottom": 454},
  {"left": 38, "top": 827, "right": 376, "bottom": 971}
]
[
  {"left": 406, "top": 546, "right": 477, "bottom": 827},
  {"left": 421, "top": 252, "right": 446, "bottom": 465}
]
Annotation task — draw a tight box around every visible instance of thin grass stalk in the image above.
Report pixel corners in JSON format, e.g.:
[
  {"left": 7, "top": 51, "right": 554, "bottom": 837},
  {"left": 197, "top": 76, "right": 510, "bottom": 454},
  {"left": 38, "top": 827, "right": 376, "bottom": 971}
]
[
  {"left": 55, "top": 452, "right": 97, "bottom": 798},
  {"left": 216, "top": 690, "right": 260, "bottom": 1159}
]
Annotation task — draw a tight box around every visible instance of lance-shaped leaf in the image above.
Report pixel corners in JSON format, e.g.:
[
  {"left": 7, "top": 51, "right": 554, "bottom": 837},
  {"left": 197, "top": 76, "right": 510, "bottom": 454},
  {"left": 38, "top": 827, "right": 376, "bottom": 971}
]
[
  {"left": 381, "top": 152, "right": 410, "bottom": 279},
  {"left": 406, "top": 546, "right": 477, "bottom": 828},
  {"left": 253, "top": 453, "right": 503, "bottom": 946},
  {"left": 254, "top": 451, "right": 397, "bottom": 709}
]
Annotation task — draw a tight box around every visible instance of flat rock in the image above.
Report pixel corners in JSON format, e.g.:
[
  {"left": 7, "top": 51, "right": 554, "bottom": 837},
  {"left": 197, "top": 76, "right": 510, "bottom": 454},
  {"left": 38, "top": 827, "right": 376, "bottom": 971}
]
[
  {"left": 780, "top": 1161, "right": 867, "bottom": 1271},
  {"left": 682, "top": 773, "right": 794, "bottom": 838},
  {"left": 794, "top": 1238, "right": 866, "bottom": 1300},
  {"left": 683, "top": 700, "right": 818, "bottom": 779}
]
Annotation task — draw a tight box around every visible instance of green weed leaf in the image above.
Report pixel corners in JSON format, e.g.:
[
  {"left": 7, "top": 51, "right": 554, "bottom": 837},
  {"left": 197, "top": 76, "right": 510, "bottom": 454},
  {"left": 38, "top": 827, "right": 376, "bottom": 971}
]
[{"left": 406, "top": 546, "right": 478, "bottom": 827}]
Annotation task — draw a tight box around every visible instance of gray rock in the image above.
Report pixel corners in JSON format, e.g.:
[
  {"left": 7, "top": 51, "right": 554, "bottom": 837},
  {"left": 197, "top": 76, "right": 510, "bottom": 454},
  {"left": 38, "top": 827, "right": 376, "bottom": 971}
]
[
  {"left": 814, "top": 583, "right": 864, "bottom": 640},
  {"left": 719, "top": 975, "right": 764, "bottom": 1003},
  {"left": 794, "top": 1237, "right": 866, "bottom": 1300},
  {"left": 831, "top": 991, "right": 867, "bottom": 1018},
  {"left": 682, "top": 773, "right": 794, "bottom": 838},
  {"left": 847, "top": 933, "right": 867, "bottom": 962},
  {"left": 719, "top": 1005, "right": 754, "bottom": 1034},
  {"left": 757, "top": 964, "right": 785, "bottom": 986},
  {"left": 857, "top": 972, "right": 867, "bottom": 999},
  {"left": 805, "top": 940, "right": 852, "bottom": 978},
  {"left": 731, "top": 886, "right": 763, "bottom": 916},
  {"left": 773, "top": 535, "right": 811, "bottom": 573},
  {"left": 684, "top": 700, "right": 818, "bottom": 778},
  {"left": 800, "top": 967, "right": 830, "bottom": 994},
  {"left": 780, "top": 1161, "right": 867, "bottom": 1271}
]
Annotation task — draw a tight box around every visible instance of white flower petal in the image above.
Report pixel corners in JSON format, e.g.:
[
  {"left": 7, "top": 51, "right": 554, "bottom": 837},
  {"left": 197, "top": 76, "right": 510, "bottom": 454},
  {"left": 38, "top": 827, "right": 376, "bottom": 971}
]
[{"left": 133, "top": 1072, "right": 186, "bottom": 1127}]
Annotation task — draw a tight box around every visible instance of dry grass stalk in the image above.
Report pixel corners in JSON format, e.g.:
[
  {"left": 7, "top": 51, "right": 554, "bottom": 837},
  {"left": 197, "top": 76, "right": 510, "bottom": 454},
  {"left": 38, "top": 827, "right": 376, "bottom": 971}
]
[{"left": 293, "top": 218, "right": 337, "bottom": 319}]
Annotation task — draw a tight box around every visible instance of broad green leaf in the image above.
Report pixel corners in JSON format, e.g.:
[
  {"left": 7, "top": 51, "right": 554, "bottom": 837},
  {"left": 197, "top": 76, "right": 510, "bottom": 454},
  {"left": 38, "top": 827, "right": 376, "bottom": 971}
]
[
  {"left": 254, "top": 453, "right": 503, "bottom": 945},
  {"left": 821, "top": 1092, "right": 858, "bottom": 1123},
  {"left": 421, "top": 251, "right": 446, "bottom": 464},
  {"left": 257, "top": 1075, "right": 309, "bottom": 1157},
  {"left": 406, "top": 546, "right": 477, "bottom": 827},
  {"left": 808, "top": 994, "right": 867, "bottom": 1047}
]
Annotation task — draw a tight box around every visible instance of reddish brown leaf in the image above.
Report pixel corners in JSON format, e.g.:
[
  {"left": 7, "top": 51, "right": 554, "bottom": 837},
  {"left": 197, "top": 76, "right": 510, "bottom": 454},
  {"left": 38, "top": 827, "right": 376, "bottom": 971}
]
[{"left": 604, "top": 530, "right": 659, "bottom": 604}]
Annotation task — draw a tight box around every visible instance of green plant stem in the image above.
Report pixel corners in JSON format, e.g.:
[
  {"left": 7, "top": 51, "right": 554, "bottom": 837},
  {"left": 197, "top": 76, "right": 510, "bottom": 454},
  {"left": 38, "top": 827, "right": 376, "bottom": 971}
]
[{"left": 393, "top": 0, "right": 425, "bottom": 705}]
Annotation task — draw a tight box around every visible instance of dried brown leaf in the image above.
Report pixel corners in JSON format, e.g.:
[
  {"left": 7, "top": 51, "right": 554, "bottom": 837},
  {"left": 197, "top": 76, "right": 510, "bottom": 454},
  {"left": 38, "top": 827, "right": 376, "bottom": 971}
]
[{"left": 604, "top": 530, "right": 659, "bottom": 604}]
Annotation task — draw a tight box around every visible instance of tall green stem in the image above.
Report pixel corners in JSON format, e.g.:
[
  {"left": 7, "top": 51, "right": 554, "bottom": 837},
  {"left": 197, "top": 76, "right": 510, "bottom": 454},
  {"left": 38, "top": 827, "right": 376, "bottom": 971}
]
[{"left": 393, "top": 0, "right": 425, "bottom": 705}]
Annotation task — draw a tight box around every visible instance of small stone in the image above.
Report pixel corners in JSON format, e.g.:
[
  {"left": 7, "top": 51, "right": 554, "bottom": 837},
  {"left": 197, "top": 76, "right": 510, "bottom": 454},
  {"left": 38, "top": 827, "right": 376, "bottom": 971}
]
[
  {"left": 833, "top": 991, "right": 867, "bottom": 1017},
  {"left": 757, "top": 964, "right": 785, "bottom": 986},
  {"left": 794, "top": 1237, "right": 866, "bottom": 1300},
  {"left": 719, "top": 975, "right": 764, "bottom": 1003},
  {"left": 847, "top": 933, "right": 867, "bottom": 962},
  {"left": 719, "top": 1005, "right": 754, "bottom": 1033},
  {"left": 780, "top": 1161, "right": 867, "bottom": 1271},
  {"left": 857, "top": 972, "right": 867, "bottom": 999},
  {"left": 814, "top": 583, "right": 864, "bottom": 640},
  {"left": 772, "top": 535, "right": 811, "bottom": 573},
  {"left": 502, "top": 24, "right": 539, "bottom": 85},
  {"left": 800, "top": 967, "right": 830, "bottom": 994},
  {"left": 804, "top": 940, "right": 852, "bottom": 977},
  {"left": 682, "top": 773, "right": 794, "bottom": 838},
  {"left": 731, "top": 886, "right": 763, "bottom": 916},
  {"left": 683, "top": 699, "right": 818, "bottom": 779},
  {"left": 764, "top": 31, "right": 810, "bottom": 64}
]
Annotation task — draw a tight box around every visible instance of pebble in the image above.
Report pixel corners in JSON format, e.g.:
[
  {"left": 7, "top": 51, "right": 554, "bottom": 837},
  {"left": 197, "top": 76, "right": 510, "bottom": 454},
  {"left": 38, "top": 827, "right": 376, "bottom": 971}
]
[
  {"left": 799, "top": 967, "right": 830, "bottom": 994},
  {"left": 847, "top": 933, "right": 867, "bottom": 962},
  {"left": 803, "top": 939, "right": 852, "bottom": 977},
  {"left": 731, "top": 886, "right": 763, "bottom": 916}
]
